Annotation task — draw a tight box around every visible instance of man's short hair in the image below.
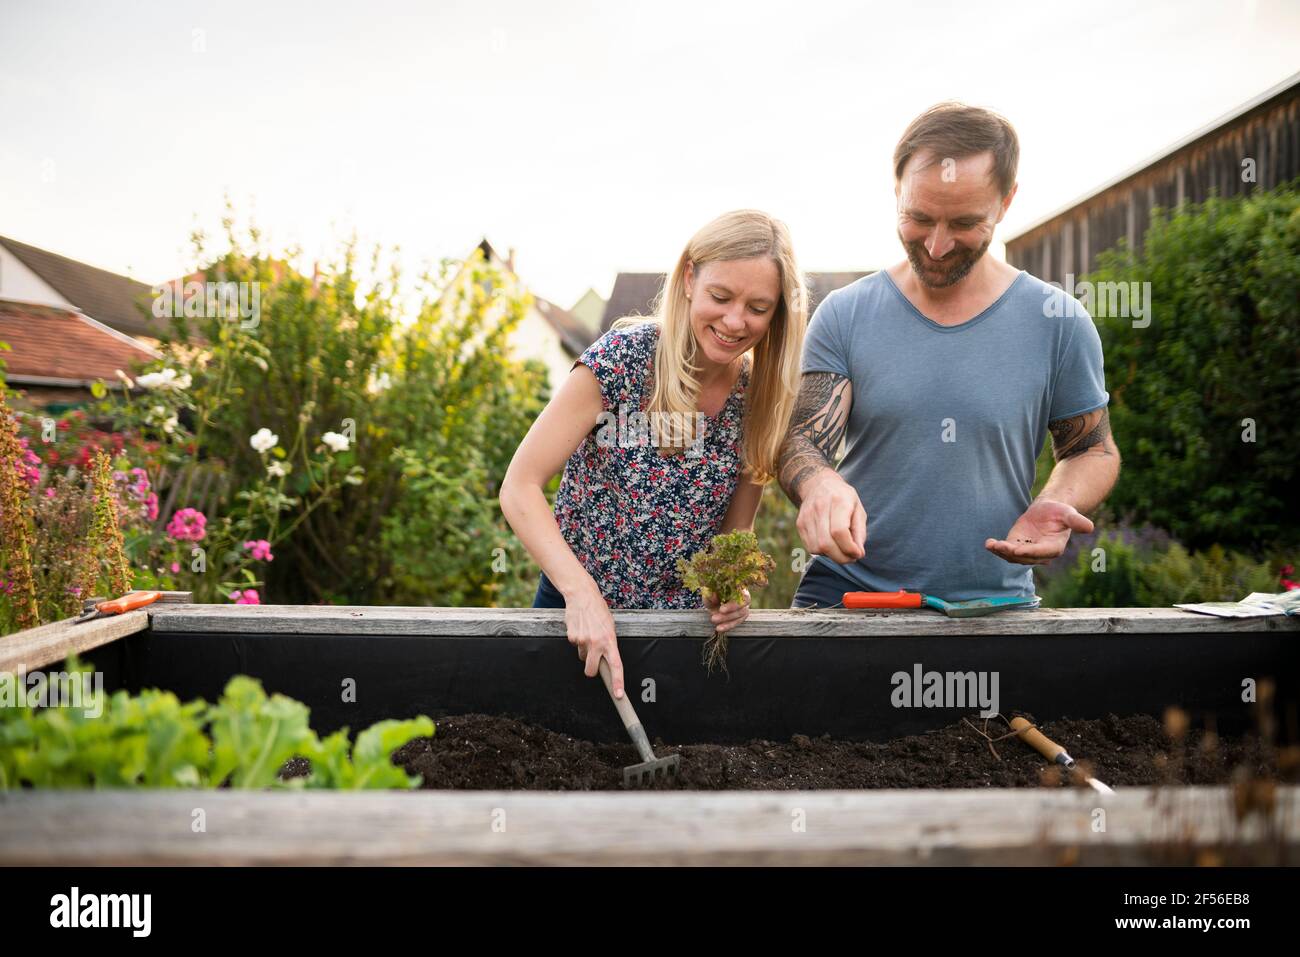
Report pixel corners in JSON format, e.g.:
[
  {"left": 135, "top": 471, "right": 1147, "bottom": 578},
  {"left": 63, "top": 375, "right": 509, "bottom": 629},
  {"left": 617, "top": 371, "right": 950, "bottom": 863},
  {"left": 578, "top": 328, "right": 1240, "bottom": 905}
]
[{"left": 893, "top": 102, "right": 1019, "bottom": 197}]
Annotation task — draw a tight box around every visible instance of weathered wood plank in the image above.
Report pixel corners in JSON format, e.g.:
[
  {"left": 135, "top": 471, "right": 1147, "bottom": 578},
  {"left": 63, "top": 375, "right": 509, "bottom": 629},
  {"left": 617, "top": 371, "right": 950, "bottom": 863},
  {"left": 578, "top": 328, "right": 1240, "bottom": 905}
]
[
  {"left": 0, "top": 592, "right": 192, "bottom": 673},
  {"left": 0, "top": 787, "right": 1292, "bottom": 865},
  {"left": 147, "top": 603, "right": 1300, "bottom": 638},
  {"left": 1, "top": 611, "right": 149, "bottom": 673}
]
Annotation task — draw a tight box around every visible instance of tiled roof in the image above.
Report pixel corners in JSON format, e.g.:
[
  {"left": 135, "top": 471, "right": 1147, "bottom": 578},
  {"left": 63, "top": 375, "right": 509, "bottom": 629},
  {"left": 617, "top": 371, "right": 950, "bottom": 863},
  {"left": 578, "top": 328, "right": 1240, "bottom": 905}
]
[
  {"left": 599, "top": 270, "right": 873, "bottom": 333},
  {"left": 0, "top": 235, "right": 162, "bottom": 338},
  {"left": 474, "top": 238, "right": 598, "bottom": 355},
  {"left": 0, "top": 299, "right": 159, "bottom": 385},
  {"left": 533, "top": 295, "right": 597, "bottom": 355}
]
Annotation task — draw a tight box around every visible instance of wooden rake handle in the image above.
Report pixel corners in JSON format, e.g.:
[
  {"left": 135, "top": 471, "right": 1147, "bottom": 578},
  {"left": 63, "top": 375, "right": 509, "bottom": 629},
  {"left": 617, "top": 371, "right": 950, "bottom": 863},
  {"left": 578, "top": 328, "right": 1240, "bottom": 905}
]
[{"left": 598, "top": 658, "right": 655, "bottom": 763}]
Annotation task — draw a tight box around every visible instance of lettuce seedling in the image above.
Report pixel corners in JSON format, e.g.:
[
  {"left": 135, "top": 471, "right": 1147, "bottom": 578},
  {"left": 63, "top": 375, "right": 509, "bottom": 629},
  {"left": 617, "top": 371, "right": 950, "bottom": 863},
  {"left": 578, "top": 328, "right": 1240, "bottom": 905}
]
[
  {"left": 677, "top": 529, "right": 775, "bottom": 675},
  {"left": 308, "top": 718, "right": 433, "bottom": 789},
  {"left": 0, "top": 663, "right": 434, "bottom": 791}
]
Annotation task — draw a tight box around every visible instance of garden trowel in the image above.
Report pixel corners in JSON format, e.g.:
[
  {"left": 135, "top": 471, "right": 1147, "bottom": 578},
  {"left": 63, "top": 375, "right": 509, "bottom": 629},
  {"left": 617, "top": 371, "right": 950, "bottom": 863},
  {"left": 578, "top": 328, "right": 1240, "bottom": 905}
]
[
  {"left": 843, "top": 590, "right": 1037, "bottom": 617},
  {"left": 597, "top": 658, "right": 680, "bottom": 788}
]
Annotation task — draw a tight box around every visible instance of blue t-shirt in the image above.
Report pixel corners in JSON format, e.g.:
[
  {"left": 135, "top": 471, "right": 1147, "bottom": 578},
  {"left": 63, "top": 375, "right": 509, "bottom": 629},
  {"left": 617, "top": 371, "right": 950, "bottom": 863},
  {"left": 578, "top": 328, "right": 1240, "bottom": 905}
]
[{"left": 801, "top": 268, "right": 1108, "bottom": 601}]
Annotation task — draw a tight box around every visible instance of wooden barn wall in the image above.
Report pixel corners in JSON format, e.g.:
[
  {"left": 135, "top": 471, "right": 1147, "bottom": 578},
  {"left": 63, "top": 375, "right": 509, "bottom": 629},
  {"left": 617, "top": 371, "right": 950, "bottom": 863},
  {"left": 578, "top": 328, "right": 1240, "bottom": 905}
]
[{"left": 1006, "top": 89, "right": 1299, "bottom": 287}]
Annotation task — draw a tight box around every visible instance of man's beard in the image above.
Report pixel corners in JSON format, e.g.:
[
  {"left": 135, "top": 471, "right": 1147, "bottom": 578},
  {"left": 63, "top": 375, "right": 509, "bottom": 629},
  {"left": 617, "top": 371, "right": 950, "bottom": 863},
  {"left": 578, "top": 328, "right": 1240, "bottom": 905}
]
[{"left": 900, "top": 233, "right": 991, "bottom": 289}]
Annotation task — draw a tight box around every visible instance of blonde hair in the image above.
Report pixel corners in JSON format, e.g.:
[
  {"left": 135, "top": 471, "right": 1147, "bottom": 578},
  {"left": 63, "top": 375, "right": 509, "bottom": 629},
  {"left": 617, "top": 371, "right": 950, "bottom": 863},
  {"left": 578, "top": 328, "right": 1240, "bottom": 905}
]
[{"left": 612, "top": 209, "right": 808, "bottom": 485}]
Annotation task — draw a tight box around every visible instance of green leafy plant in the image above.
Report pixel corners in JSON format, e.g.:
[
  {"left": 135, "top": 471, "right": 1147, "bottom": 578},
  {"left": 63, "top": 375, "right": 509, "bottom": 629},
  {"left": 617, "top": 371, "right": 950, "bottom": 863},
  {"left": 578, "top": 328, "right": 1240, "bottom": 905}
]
[
  {"left": 678, "top": 529, "right": 776, "bottom": 675},
  {"left": 0, "top": 659, "right": 432, "bottom": 790},
  {"left": 1040, "top": 532, "right": 1279, "bottom": 608},
  {"left": 1090, "top": 181, "right": 1300, "bottom": 551},
  {"left": 1138, "top": 542, "right": 1278, "bottom": 605}
]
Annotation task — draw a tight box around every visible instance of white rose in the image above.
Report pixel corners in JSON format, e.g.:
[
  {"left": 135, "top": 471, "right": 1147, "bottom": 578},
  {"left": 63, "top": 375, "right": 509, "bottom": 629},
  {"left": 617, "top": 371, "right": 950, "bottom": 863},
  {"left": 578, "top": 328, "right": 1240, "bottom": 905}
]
[
  {"left": 137, "top": 367, "right": 190, "bottom": 390},
  {"left": 321, "top": 431, "right": 350, "bottom": 453},
  {"left": 250, "top": 427, "right": 279, "bottom": 453}
]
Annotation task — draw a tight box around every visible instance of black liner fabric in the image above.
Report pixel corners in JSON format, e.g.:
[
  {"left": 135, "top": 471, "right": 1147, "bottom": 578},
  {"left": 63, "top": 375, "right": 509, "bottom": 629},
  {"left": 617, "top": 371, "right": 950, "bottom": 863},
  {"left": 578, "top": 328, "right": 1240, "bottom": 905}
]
[
  {"left": 87, "top": 629, "right": 1299, "bottom": 744},
  {"left": 83, "top": 624, "right": 1300, "bottom": 743}
]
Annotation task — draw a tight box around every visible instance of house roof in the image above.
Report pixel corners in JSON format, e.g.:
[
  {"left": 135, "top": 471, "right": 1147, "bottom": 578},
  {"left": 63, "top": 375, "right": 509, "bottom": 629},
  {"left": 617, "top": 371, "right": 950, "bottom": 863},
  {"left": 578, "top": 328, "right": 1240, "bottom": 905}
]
[
  {"left": 600, "top": 270, "right": 873, "bottom": 333},
  {"left": 0, "top": 235, "right": 162, "bottom": 338},
  {"left": 474, "top": 239, "right": 598, "bottom": 355},
  {"left": 0, "top": 299, "right": 160, "bottom": 387},
  {"left": 532, "top": 295, "right": 596, "bottom": 355}
]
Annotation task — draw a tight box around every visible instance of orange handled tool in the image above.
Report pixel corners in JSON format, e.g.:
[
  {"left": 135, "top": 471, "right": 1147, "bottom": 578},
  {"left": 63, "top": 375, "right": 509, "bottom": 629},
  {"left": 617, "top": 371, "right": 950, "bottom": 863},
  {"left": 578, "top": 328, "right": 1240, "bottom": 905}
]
[
  {"left": 74, "top": 591, "right": 163, "bottom": 624},
  {"left": 843, "top": 590, "right": 924, "bottom": 609},
  {"left": 843, "top": 590, "right": 1037, "bottom": 617}
]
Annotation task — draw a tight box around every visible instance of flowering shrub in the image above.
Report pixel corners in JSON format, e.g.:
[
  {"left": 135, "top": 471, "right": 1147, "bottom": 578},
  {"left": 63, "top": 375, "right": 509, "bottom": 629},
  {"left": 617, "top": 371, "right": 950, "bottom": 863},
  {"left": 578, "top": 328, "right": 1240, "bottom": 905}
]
[
  {"left": 5, "top": 218, "right": 550, "bottom": 618},
  {"left": 0, "top": 390, "right": 140, "bottom": 632}
]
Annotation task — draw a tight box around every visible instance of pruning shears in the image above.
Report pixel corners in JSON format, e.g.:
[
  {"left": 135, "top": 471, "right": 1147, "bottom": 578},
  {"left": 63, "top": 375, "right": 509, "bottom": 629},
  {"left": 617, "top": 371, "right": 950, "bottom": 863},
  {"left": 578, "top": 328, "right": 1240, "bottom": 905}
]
[{"left": 74, "top": 591, "right": 163, "bottom": 624}]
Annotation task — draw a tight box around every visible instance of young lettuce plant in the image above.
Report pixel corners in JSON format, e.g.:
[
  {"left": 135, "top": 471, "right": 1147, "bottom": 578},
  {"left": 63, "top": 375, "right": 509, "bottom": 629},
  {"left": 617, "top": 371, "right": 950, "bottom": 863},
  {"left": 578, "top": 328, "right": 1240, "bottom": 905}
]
[
  {"left": 677, "top": 530, "right": 775, "bottom": 675},
  {"left": 0, "top": 660, "right": 433, "bottom": 791}
]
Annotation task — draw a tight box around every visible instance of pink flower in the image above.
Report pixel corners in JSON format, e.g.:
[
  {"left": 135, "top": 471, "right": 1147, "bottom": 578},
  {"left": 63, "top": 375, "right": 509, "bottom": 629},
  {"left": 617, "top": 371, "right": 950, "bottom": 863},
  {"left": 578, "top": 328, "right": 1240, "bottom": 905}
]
[
  {"left": 229, "top": 589, "right": 261, "bottom": 605},
  {"left": 14, "top": 437, "right": 40, "bottom": 485},
  {"left": 143, "top": 492, "right": 159, "bottom": 522},
  {"left": 243, "top": 539, "right": 274, "bottom": 562},
  {"left": 166, "top": 507, "right": 207, "bottom": 542},
  {"left": 44, "top": 487, "right": 56, "bottom": 499},
  {"left": 170, "top": 562, "right": 181, "bottom": 573}
]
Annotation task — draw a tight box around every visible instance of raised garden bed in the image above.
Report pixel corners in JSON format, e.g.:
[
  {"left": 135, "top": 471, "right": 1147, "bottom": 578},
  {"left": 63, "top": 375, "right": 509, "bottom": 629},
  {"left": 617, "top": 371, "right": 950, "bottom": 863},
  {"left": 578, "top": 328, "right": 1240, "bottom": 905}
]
[{"left": 2, "top": 599, "right": 1298, "bottom": 865}]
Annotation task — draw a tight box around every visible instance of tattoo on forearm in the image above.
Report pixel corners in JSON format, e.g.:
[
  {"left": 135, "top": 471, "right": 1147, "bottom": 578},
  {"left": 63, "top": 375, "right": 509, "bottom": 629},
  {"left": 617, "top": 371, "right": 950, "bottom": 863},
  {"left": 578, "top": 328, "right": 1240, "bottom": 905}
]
[
  {"left": 1049, "top": 406, "right": 1113, "bottom": 460},
  {"left": 778, "top": 372, "right": 851, "bottom": 504}
]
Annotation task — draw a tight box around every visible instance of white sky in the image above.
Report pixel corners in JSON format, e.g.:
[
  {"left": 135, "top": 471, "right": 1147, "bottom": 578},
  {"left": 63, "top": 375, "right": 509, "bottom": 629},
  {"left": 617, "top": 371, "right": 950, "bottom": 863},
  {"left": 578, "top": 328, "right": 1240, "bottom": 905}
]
[{"left": 2, "top": 0, "right": 1297, "bottom": 310}]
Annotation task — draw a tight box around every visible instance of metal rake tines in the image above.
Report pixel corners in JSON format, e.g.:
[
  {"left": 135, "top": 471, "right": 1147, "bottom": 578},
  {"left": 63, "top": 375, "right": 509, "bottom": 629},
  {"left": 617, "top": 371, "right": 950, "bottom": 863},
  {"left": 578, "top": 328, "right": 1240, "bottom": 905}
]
[{"left": 623, "top": 755, "right": 681, "bottom": 788}]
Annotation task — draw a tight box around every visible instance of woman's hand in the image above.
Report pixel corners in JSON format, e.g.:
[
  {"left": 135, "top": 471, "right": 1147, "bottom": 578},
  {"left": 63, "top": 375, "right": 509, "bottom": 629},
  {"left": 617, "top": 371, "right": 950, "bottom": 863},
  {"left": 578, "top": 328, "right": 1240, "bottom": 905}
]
[
  {"left": 703, "top": 586, "right": 751, "bottom": 633},
  {"left": 565, "top": 585, "right": 625, "bottom": 698}
]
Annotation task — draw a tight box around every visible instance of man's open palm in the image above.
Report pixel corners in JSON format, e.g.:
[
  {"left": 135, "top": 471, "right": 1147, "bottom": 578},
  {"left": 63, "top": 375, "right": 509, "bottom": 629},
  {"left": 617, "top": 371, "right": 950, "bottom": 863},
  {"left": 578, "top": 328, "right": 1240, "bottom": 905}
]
[{"left": 985, "top": 499, "right": 1094, "bottom": 565}]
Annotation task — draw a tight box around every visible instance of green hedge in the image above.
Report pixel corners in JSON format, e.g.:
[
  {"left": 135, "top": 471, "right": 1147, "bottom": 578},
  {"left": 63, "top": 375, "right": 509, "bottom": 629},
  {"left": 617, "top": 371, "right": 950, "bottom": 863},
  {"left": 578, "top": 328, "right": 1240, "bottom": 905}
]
[{"left": 1090, "top": 182, "right": 1300, "bottom": 551}]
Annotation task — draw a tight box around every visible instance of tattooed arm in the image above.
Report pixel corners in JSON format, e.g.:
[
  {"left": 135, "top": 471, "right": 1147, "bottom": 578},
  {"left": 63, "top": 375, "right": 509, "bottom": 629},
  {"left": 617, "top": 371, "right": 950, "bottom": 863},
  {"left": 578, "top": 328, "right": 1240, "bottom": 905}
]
[
  {"left": 985, "top": 406, "right": 1121, "bottom": 565},
  {"left": 778, "top": 372, "right": 867, "bottom": 564},
  {"left": 1043, "top": 406, "right": 1121, "bottom": 499}
]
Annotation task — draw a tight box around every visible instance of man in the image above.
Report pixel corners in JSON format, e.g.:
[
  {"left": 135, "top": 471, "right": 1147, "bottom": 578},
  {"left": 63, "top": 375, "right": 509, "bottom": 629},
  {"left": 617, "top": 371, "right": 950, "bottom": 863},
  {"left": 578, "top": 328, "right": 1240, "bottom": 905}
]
[{"left": 780, "top": 102, "right": 1120, "bottom": 607}]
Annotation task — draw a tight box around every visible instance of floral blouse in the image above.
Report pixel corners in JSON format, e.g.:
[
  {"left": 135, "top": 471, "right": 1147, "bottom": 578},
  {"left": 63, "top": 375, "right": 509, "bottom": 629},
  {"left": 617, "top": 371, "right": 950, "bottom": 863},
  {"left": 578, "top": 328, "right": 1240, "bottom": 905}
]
[{"left": 553, "top": 321, "right": 751, "bottom": 609}]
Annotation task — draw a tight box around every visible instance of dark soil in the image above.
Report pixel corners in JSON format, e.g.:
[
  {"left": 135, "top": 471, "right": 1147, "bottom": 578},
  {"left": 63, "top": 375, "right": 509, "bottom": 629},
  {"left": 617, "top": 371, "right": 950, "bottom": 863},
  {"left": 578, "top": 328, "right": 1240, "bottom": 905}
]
[{"left": 281, "top": 712, "right": 1293, "bottom": 790}]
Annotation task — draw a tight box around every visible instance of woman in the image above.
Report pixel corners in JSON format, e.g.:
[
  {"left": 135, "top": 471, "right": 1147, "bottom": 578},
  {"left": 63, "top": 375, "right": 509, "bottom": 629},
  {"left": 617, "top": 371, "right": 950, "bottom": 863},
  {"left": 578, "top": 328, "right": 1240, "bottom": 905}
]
[{"left": 500, "top": 210, "right": 808, "bottom": 698}]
